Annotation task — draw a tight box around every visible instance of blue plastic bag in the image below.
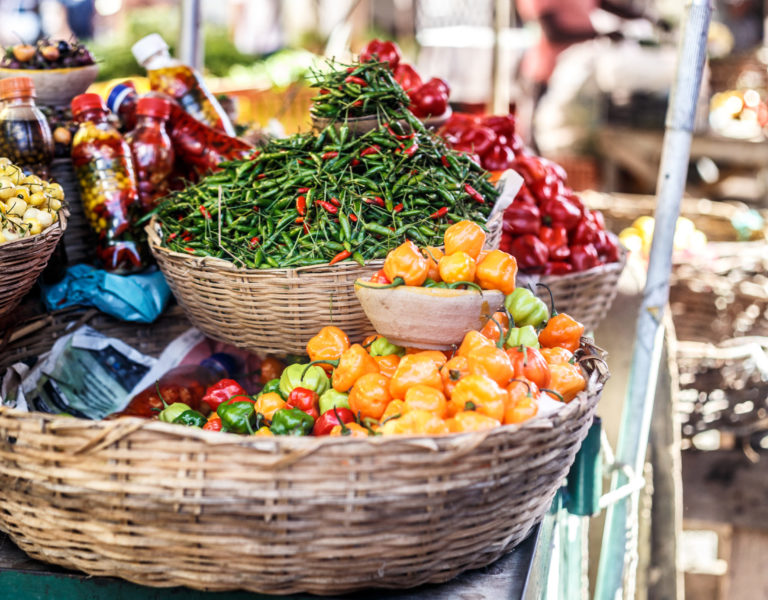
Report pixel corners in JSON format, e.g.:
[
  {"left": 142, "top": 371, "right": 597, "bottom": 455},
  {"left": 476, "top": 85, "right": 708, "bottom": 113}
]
[{"left": 41, "top": 264, "right": 172, "bottom": 323}]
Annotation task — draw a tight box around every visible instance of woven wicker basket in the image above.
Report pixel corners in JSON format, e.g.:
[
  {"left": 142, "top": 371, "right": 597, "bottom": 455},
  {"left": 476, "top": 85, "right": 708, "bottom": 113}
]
[
  {"left": 517, "top": 245, "right": 627, "bottom": 333},
  {"left": 0, "top": 212, "right": 67, "bottom": 321},
  {"left": 147, "top": 212, "right": 503, "bottom": 355},
  {"left": 0, "top": 340, "right": 606, "bottom": 595}
]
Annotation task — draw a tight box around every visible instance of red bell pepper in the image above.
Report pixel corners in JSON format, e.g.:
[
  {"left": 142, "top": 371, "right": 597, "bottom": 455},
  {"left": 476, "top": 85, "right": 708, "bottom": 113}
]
[
  {"left": 393, "top": 63, "right": 422, "bottom": 92},
  {"left": 286, "top": 387, "right": 320, "bottom": 420},
  {"left": 360, "top": 39, "right": 401, "bottom": 68},
  {"left": 313, "top": 407, "right": 356, "bottom": 436},
  {"left": 595, "top": 229, "right": 620, "bottom": 263},
  {"left": 511, "top": 154, "right": 549, "bottom": 186},
  {"left": 480, "top": 114, "right": 516, "bottom": 141},
  {"left": 570, "top": 243, "right": 602, "bottom": 272},
  {"left": 202, "top": 379, "right": 247, "bottom": 411},
  {"left": 439, "top": 113, "right": 479, "bottom": 143},
  {"left": 541, "top": 196, "right": 582, "bottom": 231},
  {"left": 508, "top": 234, "right": 550, "bottom": 272},
  {"left": 420, "top": 77, "right": 450, "bottom": 96},
  {"left": 543, "top": 261, "right": 574, "bottom": 275},
  {"left": 503, "top": 201, "right": 541, "bottom": 236},
  {"left": 454, "top": 126, "right": 496, "bottom": 157},
  {"left": 481, "top": 142, "right": 514, "bottom": 171},
  {"left": 409, "top": 83, "right": 448, "bottom": 118},
  {"left": 571, "top": 215, "right": 601, "bottom": 245},
  {"left": 539, "top": 226, "right": 570, "bottom": 261}
]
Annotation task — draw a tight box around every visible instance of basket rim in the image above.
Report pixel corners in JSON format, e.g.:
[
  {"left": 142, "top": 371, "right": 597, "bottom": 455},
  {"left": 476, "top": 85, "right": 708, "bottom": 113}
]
[
  {"left": 0, "top": 210, "right": 67, "bottom": 251},
  {"left": 0, "top": 339, "right": 607, "bottom": 452}
]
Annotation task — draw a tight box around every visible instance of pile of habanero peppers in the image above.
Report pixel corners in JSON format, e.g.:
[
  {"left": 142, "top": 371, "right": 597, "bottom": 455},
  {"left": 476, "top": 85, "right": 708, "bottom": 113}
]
[
  {"left": 152, "top": 115, "right": 498, "bottom": 268},
  {"left": 161, "top": 301, "right": 589, "bottom": 437}
]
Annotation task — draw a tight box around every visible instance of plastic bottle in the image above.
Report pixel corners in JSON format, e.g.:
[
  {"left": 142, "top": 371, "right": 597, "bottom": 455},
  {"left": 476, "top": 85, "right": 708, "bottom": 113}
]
[
  {"left": 131, "top": 33, "right": 235, "bottom": 136},
  {"left": 0, "top": 76, "right": 54, "bottom": 179},
  {"left": 126, "top": 97, "right": 175, "bottom": 212},
  {"left": 70, "top": 93, "right": 146, "bottom": 274},
  {"left": 106, "top": 81, "right": 139, "bottom": 133},
  {"left": 113, "top": 353, "right": 241, "bottom": 419}
]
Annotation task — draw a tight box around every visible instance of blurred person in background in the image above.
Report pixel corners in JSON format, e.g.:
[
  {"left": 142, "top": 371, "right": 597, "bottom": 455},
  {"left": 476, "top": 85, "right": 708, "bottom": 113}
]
[
  {"left": 0, "top": 0, "right": 42, "bottom": 45},
  {"left": 515, "top": 0, "right": 666, "bottom": 148}
]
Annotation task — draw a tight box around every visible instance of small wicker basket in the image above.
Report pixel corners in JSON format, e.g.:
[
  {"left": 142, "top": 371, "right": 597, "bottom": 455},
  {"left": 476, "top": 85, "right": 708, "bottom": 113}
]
[
  {"left": 0, "top": 340, "right": 607, "bottom": 595},
  {"left": 147, "top": 212, "right": 503, "bottom": 356},
  {"left": 517, "top": 245, "right": 628, "bottom": 333},
  {"left": 0, "top": 212, "right": 67, "bottom": 321}
]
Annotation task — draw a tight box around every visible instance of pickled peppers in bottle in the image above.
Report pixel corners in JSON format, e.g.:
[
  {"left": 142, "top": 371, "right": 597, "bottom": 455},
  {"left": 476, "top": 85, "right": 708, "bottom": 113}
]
[{"left": 70, "top": 93, "right": 147, "bottom": 273}]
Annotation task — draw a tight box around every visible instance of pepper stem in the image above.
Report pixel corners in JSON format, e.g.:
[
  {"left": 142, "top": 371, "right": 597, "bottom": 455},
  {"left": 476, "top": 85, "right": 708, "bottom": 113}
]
[
  {"left": 536, "top": 283, "right": 558, "bottom": 316},
  {"left": 447, "top": 281, "right": 484, "bottom": 292},
  {"left": 486, "top": 314, "right": 506, "bottom": 349},
  {"left": 333, "top": 407, "right": 351, "bottom": 435},
  {"left": 155, "top": 381, "right": 169, "bottom": 408},
  {"left": 301, "top": 360, "right": 338, "bottom": 381},
  {"left": 508, "top": 378, "right": 533, "bottom": 397},
  {"left": 540, "top": 388, "right": 565, "bottom": 402},
  {"left": 356, "top": 276, "right": 405, "bottom": 290}
]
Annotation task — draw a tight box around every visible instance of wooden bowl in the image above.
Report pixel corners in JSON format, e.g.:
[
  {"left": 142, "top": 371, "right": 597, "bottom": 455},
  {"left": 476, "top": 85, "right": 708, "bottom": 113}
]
[
  {"left": 0, "top": 64, "right": 99, "bottom": 106},
  {"left": 354, "top": 282, "right": 504, "bottom": 350}
]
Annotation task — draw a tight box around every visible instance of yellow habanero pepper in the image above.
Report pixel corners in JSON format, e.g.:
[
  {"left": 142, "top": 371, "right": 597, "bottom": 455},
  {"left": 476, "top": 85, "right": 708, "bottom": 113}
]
[
  {"left": 379, "top": 408, "right": 448, "bottom": 435},
  {"left": 475, "top": 250, "right": 517, "bottom": 294},
  {"left": 438, "top": 251, "right": 476, "bottom": 285},
  {"left": 389, "top": 353, "right": 443, "bottom": 399},
  {"left": 383, "top": 240, "right": 430, "bottom": 286},
  {"left": 447, "top": 374, "right": 506, "bottom": 421},
  {"left": 444, "top": 220, "right": 486, "bottom": 260},
  {"left": 446, "top": 410, "right": 501, "bottom": 433}
]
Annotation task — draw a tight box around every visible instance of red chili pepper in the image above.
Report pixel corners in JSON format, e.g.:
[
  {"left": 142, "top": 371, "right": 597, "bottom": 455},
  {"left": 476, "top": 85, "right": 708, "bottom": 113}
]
[
  {"left": 441, "top": 155, "right": 451, "bottom": 169},
  {"left": 199, "top": 205, "right": 211, "bottom": 219},
  {"left": 365, "top": 196, "right": 385, "bottom": 207},
  {"left": 503, "top": 201, "right": 541, "bottom": 236},
  {"left": 329, "top": 250, "right": 352, "bottom": 265},
  {"left": 322, "top": 151, "right": 338, "bottom": 160},
  {"left": 184, "top": 247, "right": 195, "bottom": 253},
  {"left": 297, "top": 187, "right": 310, "bottom": 193},
  {"left": 257, "top": 173, "right": 266, "bottom": 179},
  {"left": 352, "top": 100, "right": 363, "bottom": 108},
  {"left": 249, "top": 150, "right": 261, "bottom": 159},
  {"left": 393, "top": 203, "right": 404, "bottom": 212},
  {"left": 330, "top": 197, "right": 341, "bottom": 207},
  {"left": 202, "top": 379, "right": 247, "bottom": 412},
  {"left": 318, "top": 200, "right": 338, "bottom": 214},
  {"left": 286, "top": 387, "right": 320, "bottom": 420},
  {"left": 351, "top": 158, "right": 361, "bottom": 166},
  {"left": 313, "top": 407, "right": 356, "bottom": 435},
  {"left": 349, "top": 214, "right": 358, "bottom": 222},
  {"left": 430, "top": 207, "right": 449, "bottom": 219},
  {"left": 464, "top": 183, "right": 485, "bottom": 204},
  {"left": 346, "top": 67, "right": 355, "bottom": 73},
  {"left": 399, "top": 142, "right": 419, "bottom": 157},
  {"left": 167, "top": 232, "right": 178, "bottom": 240},
  {"left": 360, "top": 145, "right": 381, "bottom": 157},
  {"left": 303, "top": 222, "right": 310, "bottom": 235},
  {"left": 297, "top": 195, "right": 307, "bottom": 216},
  {"left": 295, "top": 217, "right": 305, "bottom": 224},
  {"left": 344, "top": 75, "right": 368, "bottom": 86},
  {"left": 384, "top": 124, "right": 415, "bottom": 140},
  {"left": 249, "top": 236, "right": 260, "bottom": 246},
  {"left": 297, "top": 159, "right": 304, "bottom": 165}
]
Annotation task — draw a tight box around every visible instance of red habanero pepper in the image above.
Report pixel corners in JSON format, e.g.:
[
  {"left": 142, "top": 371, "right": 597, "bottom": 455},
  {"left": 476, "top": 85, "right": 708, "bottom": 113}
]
[
  {"left": 393, "top": 63, "right": 423, "bottom": 92},
  {"left": 571, "top": 216, "right": 601, "bottom": 245},
  {"left": 369, "top": 269, "right": 391, "bottom": 283},
  {"left": 480, "top": 114, "right": 516, "bottom": 140},
  {"left": 296, "top": 195, "right": 307, "bottom": 216},
  {"left": 541, "top": 196, "right": 581, "bottom": 231},
  {"left": 202, "top": 379, "right": 247, "bottom": 412},
  {"left": 286, "top": 387, "right": 320, "bottom": 419},
  {"left": 455, "top": 126, "right": 495, "bottom": 156},
  {"left": 570, "top": 243, "right": 601, "bottom": 272},
  {"left": 360, "top": 145, "right": 381, "bottom": 157},
  {"left": 502, "top": 201, "right": 541, "bottom": 236},
  {"left": 430, "top": 207, "right": 449, "bottom": 219},
  {"left": 464, "top": 183, "right": 485, "bottom": 204},
  {"left": 539, "top": 226, "right": 570, "bottom": 261},
  {"left": 481, "top": 143, "right": 513, "bottom": 172},
  {"left": 318, "top": 200, "right": 339, "bottom": 214},
  {"left": 322, "top": 151, "right": 338, "bottom": 160},
  {"left": 330, "top": 250, "right": 352, "bottom": 265},
  {"left": 202, "top": 415, "right": 223, "bottom": 431},
  {"left": 360, "top": 39, "right": 401, "bottom": 69},
  {"left": 543, "top": 261, "right": 574, "bottom": 275},
  {"left": 507, "top": 234, "right": 550, "bottom": 272},
  {"left": 594, "top": 229, "right": 620, "bottom": 263},
  {"left": 313, "top": 407, "right": 356, "bottom": 435},
  {"left": 344, "top": 75, "right": 368, "bottom": 86}
]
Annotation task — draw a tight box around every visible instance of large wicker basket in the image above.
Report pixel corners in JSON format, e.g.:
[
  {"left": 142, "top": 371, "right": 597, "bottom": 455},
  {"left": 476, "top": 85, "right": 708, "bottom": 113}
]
[
  {"left": 517, "top": 245, "right": 628, "bottom": 333},
  {"left": 0, "top": 212, "right": 67, "bottom": 321},
  {"left": 0, "top": 340, "right": 606, "bottom": 595},
  {"left": 147, "top": 211, "right": 503, "bottom": 355}
]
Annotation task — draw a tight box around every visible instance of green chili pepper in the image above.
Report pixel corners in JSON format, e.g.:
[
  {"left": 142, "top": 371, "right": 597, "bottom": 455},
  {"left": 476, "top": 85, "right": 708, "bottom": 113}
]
[
  {"left": 505, "top": 325, "right": 541, "bottom": 349},
  {"left": 172, "top": 410, "right": 208, "bottom": 428},
  {"left": 270, "top": 407, "right": 315, "bottom": 436},
  {"left": 505, "top": 288, "right": 550, "bottom": 328},
  {"left": 369, "top": 336, "right": 406, "bottom": 357},
  {"left": 279, "top": 363, "right": 330, "bottom": 398},
  {"left": 318, "top": 389, "right": 350, "bottom": 414}
]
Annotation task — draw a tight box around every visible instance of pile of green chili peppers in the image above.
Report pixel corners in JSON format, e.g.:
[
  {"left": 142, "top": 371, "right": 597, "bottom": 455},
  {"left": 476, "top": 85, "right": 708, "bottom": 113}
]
[{"left": 152, "top": 65, "right": 499, "bottom": 269}]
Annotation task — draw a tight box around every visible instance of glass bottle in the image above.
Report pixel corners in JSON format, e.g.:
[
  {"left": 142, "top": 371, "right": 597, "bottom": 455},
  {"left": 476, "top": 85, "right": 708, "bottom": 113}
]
[
  {"left": 106, "top": 81, "right": 139, "bottom": 133},
  {"left": 0, "top": 76, "right": 54, "bottom": 179},
  {"left": 70, "top": 93, "right": 146, "bottom": 274},
  {"left": 126, "top": 97, "right": 175, "bottom": 212},
  {"left": 131, "top": 33, "right": 235, "bottom": 136}
]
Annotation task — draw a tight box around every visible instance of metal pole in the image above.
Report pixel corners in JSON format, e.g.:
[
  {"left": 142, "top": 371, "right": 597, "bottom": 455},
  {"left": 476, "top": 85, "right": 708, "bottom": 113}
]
[
  {"left": 594, "top": 2, "right": 712, "bottom": 599},
  {"left": 491, "top": 0, "right": 511, "bottom": 114},
  {"left": 179, "top": 0, "right": 203, "bottom": 70}
]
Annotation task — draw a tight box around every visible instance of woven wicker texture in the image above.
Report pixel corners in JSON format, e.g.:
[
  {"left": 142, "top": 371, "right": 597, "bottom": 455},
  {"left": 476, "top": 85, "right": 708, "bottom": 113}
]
[
  {"left": 0, "top": 305, "right": 192, "bottom": 370},
  {"left": 147, "top": 214, "right": 502, "bottom": 356},
  {"left": 50, "top": 158, "right": 95, "bottom": 266},
  {"left": 517, "top": 246, "right": 627, "bottom": 334},
  {"left": 0, "top": 341, "right": 606, "bottom": 595},
  {"left": 0, "top": 212, "right": 67, "bottom": 320}
]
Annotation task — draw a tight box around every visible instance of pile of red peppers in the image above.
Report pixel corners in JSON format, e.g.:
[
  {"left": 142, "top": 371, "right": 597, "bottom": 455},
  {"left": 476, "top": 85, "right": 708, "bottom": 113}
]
[{"left": 437, "top": 113, "right": 620, "bottom": 275}]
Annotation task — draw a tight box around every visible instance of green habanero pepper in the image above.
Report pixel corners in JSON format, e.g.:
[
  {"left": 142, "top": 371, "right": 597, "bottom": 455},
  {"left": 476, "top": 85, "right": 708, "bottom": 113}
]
[
  {"left": 504, "top": 288, "right": 550, "bottom": 328},
  {"left": 279, "top": 363, "right": 330, "bottom": 398},
  {"left": 270, "top": 407, "right": 315, "bottom": 436},
  {"left": 505, "top": 324, "right": 541, "bottom": 349},
  {"left": 318, "top": 389, "right": 350, "bottom": 415},
  {"left": 369, "top": 336, "right": 406, "bottom": 358},
  {"left": 261, "top": 378, "right": 284, "bottom": 399},
  {"left": 217, "top": 401, "right": 260, "bottom": 434},
  {"left": 172, "top": 410, "right": 208, "bottom": 428}
]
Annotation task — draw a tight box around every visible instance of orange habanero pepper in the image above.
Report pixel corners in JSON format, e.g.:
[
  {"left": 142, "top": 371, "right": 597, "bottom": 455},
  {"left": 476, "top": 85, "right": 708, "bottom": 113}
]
[
  {"left": 547, "top": 362, "right": 587, "bottom": 402},
  {"left": 447, "top": 374, "right": 506, "bottom": 421},
  {"left": 254, "top": 426, "right": 274, "bottom": 436},
  {"left": 479, "top": 312, "right": 510, "bottom": 345},
  {"left": 389, "top": 353, "right": 443, "bottom": 399},
  {"left": 404, "top": 385, "right": 448, "bottom": 418},
  {"left": 540, "top": 346, "right": 574, "bottom": 365},
  {"left": 348, "top": 372, "right": 391, "bottom": 420},
  {"left": 538, "top": 313, "right": 585, "bottom": 352},
  {"left": 330, "top": 422, "right": 370, "bottom": 437},
  {"left": 413, "top": 350, "right": 448, "bottom": 371},
  {"left": 457, "top": 329, "right": 496, "bottom": 358},
  {"left": 380, "top": 399, "right": 406, "bottom": 423},
  {"left": 475, "top": 249, "right": 518, "bottom": 294},
  {"left": 422, "top": 246, "right": 443, "bottom": 281},
  {"left": 374, "top": 354, "right": 400, "bottom": 378},
  {"left": 444, "top": 220, "right": 486, "bottom": 259},
  {"left": 255, "top": 392, "right": 288, "bottom": 420},
  {"left": 438, "top": 251, "right": 476, "bottom": 285},
  {"left": 446, "top": 410, "right": 501, "bottom": 432},
  {"left": 306, "top": 326, "right": 350, "bottom": 370},
  {"left": 202, "top": 414, "right": 223, "bottom": 431},
  {"left": 467, "top": 344, "right": 514, "bottom": 387},
  {"left": 332, "top": 344, "right": 380, "bottom": 392},
  {"left": 506, "top": 345, "right": 551, "bottom": 389},
  {"left": 383, "top": 240, "right": 429, "bottom": 286},
  {"left": 440, "top": 355, "right": 470, "bottom": 398},
  {"left": 504, "top": 379, "right": 540, "bottom": 425}
]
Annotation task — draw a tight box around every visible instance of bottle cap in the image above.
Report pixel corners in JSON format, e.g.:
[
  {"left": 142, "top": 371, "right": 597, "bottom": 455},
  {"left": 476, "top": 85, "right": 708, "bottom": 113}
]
[
  {"left": 131, "top": 33, "right": 169, "bottom": 66},
  {"left": 136, "top": 96, "right": 172, "bottom": 120},
  {"left": 71, "top": 93, "right": 106, "bottom": 115},
  {"left": 0, "top": 76, "right": 35, "bottom": 100},
  {"left": 106, "top": 83, "right": 137, "bottom": 114}
]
